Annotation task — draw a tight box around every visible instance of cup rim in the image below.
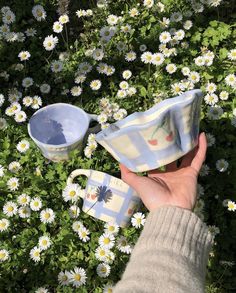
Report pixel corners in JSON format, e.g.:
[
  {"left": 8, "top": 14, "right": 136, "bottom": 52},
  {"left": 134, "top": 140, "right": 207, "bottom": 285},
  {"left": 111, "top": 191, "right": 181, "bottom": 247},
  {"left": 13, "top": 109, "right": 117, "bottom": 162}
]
[{"left": 28, "top": 103, "right": 90, "bottom": 148}]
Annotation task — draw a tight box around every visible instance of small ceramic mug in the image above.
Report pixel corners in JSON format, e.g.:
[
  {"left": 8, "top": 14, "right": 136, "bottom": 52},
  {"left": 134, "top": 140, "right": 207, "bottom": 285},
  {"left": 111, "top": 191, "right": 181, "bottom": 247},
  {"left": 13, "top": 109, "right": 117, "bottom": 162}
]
[{"left": 67, "top": 169, "right": 141, "bottom": 227}]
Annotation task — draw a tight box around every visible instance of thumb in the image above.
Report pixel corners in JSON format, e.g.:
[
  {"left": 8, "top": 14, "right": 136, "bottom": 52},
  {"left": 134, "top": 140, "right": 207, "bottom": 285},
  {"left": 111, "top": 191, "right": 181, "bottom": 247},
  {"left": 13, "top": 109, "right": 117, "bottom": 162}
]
[
  {"left": 119, "top": 163, "right": 148, "bottom": 194},
  {"left": 119, "top": 163, "right": 140, "bottom": 187}
]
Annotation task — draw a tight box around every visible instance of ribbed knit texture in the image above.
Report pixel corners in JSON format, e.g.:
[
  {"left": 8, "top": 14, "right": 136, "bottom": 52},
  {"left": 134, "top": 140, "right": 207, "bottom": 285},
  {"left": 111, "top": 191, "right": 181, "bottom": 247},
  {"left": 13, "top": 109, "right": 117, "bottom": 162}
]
[{"left": 114, "top": 206, "right": 213, "bottom": 293}]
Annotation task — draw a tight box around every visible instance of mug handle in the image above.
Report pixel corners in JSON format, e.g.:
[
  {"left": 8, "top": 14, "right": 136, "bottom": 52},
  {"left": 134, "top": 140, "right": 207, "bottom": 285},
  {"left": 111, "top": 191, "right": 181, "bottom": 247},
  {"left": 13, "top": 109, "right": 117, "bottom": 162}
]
[{"left": 67, "top": 169, "right": 91, "bottom": 199}]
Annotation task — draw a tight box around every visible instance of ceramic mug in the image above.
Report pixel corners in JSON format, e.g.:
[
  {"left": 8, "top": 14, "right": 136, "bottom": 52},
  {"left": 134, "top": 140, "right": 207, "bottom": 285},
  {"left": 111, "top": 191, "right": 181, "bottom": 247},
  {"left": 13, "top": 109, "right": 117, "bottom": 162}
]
[
  {"left": 28, "top": 103, "right": 100, "bottom": 162},
  {"left": 96, "top": 89, "right": 203, "bottom": 172},
  {"left": 67, "top": 169, "right": 141, "bottom": 227}
]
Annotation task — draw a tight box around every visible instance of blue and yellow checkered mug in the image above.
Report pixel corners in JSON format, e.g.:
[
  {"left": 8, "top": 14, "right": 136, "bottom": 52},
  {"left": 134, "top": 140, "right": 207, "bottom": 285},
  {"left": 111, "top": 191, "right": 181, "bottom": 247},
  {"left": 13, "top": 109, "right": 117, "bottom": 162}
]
[{"left": 67, "top": 169, "right": 141, "bottom": 227}]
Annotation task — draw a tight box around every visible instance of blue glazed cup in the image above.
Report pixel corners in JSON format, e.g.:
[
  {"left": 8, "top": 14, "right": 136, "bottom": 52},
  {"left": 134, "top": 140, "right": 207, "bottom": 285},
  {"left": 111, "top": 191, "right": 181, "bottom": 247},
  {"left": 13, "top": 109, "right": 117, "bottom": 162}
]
[
  {"left": 28, "top": 103, "right": 100, "bottom": 162},
  {"left": 67, "top": 169, "right": 141, "bottom": 227}
]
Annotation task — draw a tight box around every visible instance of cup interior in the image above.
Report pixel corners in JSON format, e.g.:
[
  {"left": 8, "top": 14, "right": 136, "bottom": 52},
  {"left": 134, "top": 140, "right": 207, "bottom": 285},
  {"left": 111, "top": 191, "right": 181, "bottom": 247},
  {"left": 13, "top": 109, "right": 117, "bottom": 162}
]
[{"left": 29, "top": 104, "right": 89, "bottom": 145}]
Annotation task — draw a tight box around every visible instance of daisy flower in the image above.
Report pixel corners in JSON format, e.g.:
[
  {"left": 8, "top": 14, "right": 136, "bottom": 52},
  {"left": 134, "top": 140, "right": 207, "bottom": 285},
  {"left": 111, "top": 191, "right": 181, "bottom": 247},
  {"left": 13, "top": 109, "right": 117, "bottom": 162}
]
[
  {"left": 141, "top": 51, "right": 153, "bottom": 64},
  {"left": 105, "top": 66, "right": 115, "bottom": 76},
  {"left": 207, "top": 106, "right": 223, "bottom": 120},
  {"left": 2, "top": 10, "right": 15, "bottom": 24},
  {"left": 38, "top": 236, "right": 51, "bottom": 250},
  {"left": 152, "top": 53, "right": 164, "bottom": 66},
  {"left": 204, "top": 94, "right": 218, "bottom": 106},
  {"left": 125, "top": 51, "right": 136, "bottom": 62},
  {"left": 97, "top": 113, "right": 108, "bottom": 124},
  {"left": 69, "top": 205, "right": 80, "bottom": 218},
  {"left": 95, "top": 246, "right": 110, "bottom": 262},
  {"left": 7, "top": 177, "right": 19, "bottom": 191},
  {"left": 31, "top": 95, "right": 42, "bottom": 109},
  {"left": 72, "top": 221, "right": 84, "bottom": 233},
  {"left": 227, "top": 201, "right": 236, "bottom": 212},
  {"left": 206, "top": 133, "right": 215, "bottom": 147},
  {"left": 200, "top": 164, "right": 210, "bottom": 176},
  {"left": 16, "top": 139, "right": 30, "bottom": 153},
  {"left": 219, "top": 91, "right": 229, "bottom": 101},
  {"left": 78, "top": 62, "right": 93, "bottom": 74},
  {"left": 92, "top": 49, "right": 104, "bottom": 61},
  {"left": 40, "top": 208, "right": 55, "bottom": 224},
  {"left": 25, "top": 28, "right": 37, "bottom": 37},
  {"left": 75, "top": 75, "right": 86, "bottom": 84},
  {"left": 22, "top": 77, "right": 33, "bottom": 88},
  {"left": 181, "top": 67, "right": 190, "bottom": 76},
  {"left": 225, "top": 74, "right": 236, "bottom": 87},
  {"left": 228, "top": 49, "right": 236, "bottom": 61},
  {"left": 59, "top": 14, "right": 69, "bottom": 24},
  {"left": 68, "top": 267, "right": 87, "bottom": 288},
  {"left": 22, "top": 96, "right": 33, "bottom": 107},
  {"left": 0, "top": 94, "right": 5, "bottom": 106},
  {"left": 15, "top": 111, "right": 27, "bottom": 123},
  {"left": 17, "top": 194, "right": 31, "bottom": 206},
  {"left": 78, "top": 227, "right": 90, "bottom": 242},
  {"left": 117, "top": 89, "right": 127, "bottom": 99},
  {"left": 97, "top": 263, "right": 111, "bottom": 278},
  {"left": 90, "top": 80, "right": 102, "bottom": 90},
  {"left": 62, "top": 184, "right": 81, "bottom": 203},
  {"left": 119, "top": 81, "right": 129, "bottom": 90},
  {"left": 51, "top": 60, "right": 63, "bottom": 72},
  {"left": 195, "top": 56, "right": 205, "bottom": 66},
  {"left": 100, "top": 26, "right": 116, "bottom": 41},
  {"left": 122, "top": 70, "right": 132, "bottom": 80},
  {"left": 18, "top": 206, "right": 31, "bottom": 218},
  {"left": 129, "top": 8, "right": 139, "bottom": 17},
  {"left": 117, "top": 236, "right": 132, "bottom": 254},
  {"left": 8, "top": 161, "right": 21, "bottom": 173},
  {"left": 208, "top": 225, "right": 220, "bottom": 237},
  {"left": 206, "top": 82, "right": 217, "bottom": 93},
  {"left": 131, "top": 212, "right": 146, "bottom": 228},
  {"left": 99, "top": 233, "right": 115, "bottom": 249},
  {"left": 188, "top": 71, "right": 200, "bottom": 83},
  {"left": 107, "top": 14, "right": 119, "bottom": 25},
  {"left": 58, "top": 271, "right": 70, "bottom": 286},
  {"left": 104, "top": 222, "right": 119, "bottom": 235},
  {"left": 71, "top": 86, "right": 82, "bottom": 96},
  {"left": 166, "top": 63, "right": 177, "bottom": 74},
  {"left": 53, "top": 21, "right": 63, "bottom": 33},
  {"left": 183, "top": 20, "right": 193, "bottom": 30},
  {"left": 30, "top": 246, "right": 41, "bottom": 262},
  {"left": 3, "top": 201, "right": 18, "bottom": 217},
  {"left": 216, "top": 159, "right": 229, "bottom": 172},
  {"left": 0, "top": 249, "right": 9, "bottom": 262},
  {"left": 43, "top": 35, "right": 58, "bottom": 51},
  {"left": 159, "top": 31, "right": 171, "bottom": 44},
  {"left": 32, "top": 5, "right": 46, "bottom": 21},
  {"left": 30, "top": 197, "right": 42, "bottom": 211},
  {"left": 18, "top": 51, "right": 31, "bottom": 61},
  {"left": 40, "top": 83, "right": 51, "bottom": 94},
  {"left": 0, "top": 218, "right": 10, "bottom": 232},
  {"left": 103, "top": 283, "right": 114, "bottom": 293}
]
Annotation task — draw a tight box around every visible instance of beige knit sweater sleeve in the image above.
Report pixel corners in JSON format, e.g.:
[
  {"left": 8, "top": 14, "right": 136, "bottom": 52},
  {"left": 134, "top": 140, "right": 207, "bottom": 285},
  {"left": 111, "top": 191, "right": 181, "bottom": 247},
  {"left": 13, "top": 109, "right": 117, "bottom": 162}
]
[{"left": 114, "top": 206, "right": 213, "bottom": 293}]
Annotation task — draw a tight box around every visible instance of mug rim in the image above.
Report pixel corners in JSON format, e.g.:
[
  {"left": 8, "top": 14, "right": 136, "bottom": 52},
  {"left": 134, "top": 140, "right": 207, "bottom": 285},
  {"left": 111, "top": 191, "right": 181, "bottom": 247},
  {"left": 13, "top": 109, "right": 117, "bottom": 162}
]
[{"left": 28, "top": 103, "right": 90, "bottom": 148}]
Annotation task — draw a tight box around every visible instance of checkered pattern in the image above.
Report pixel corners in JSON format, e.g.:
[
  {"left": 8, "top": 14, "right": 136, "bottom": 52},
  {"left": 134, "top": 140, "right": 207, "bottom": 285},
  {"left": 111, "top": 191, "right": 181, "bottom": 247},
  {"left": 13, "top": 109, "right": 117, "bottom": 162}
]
[
  {"left": 68, "top": 169, "right": 140, "bottom": 228},
  {"left": 96, "top": 90, "right": 203, "bottom": 172}
]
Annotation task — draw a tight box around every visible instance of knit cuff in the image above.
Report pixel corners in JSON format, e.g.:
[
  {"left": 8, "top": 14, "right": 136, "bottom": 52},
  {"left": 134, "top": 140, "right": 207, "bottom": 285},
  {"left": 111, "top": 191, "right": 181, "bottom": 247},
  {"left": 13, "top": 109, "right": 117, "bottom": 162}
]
[{"left": 135, "top": 206, "right": 213, "bottom": 273}]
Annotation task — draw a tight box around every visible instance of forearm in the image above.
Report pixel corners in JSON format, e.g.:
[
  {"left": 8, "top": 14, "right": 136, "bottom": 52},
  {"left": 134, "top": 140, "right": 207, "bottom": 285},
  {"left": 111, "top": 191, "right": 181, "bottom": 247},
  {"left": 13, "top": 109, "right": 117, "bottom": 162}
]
[{"left": 114, "top": 206, "right": 213, "bottom": 293}]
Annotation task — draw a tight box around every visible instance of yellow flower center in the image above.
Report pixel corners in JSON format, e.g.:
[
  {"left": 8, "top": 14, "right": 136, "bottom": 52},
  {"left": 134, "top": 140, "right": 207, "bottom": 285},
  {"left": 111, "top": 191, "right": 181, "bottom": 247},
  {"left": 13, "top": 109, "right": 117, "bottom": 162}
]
[
  {"left": 44, "top": 212, "right": 50, "bottom": 219},
  {"left": 108, "top": 226, "right": 115, "bottom": 231},
  {"left": 42, "top": 240, "right": 48, "bottom": 246},
  {"left": 34, "top": 202, "right": 39, "bottom": 207},
  {"left": 69, "top": 191, "right": 76, "bottom": 197},
  {"left": 7, "top": 206, "right": 14, "bottom": 212},
  {"left": 0, "top": 252, "right": 6, "bottom": 259},
  {"left": 34, "top": 251, "right": 40, "bottom": 257},
  {"left": 103, "top": 238, "right": 110, "bottom": 244},
  {"left": 74, "top": 274, "right": 81, "bottom": 281},
  {"left": 100, "top": 250, "right": 105, "bottom": 256},
  {"left": 0, "top": 222, "right": 6, "bottom": 228}
]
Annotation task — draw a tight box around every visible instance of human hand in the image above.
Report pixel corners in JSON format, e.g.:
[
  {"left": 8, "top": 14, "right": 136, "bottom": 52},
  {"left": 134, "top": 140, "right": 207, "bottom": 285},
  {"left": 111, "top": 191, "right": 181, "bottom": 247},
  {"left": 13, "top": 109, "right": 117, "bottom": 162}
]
[{"left": 120, "top": 132, "right": 207, "bottom": 211}]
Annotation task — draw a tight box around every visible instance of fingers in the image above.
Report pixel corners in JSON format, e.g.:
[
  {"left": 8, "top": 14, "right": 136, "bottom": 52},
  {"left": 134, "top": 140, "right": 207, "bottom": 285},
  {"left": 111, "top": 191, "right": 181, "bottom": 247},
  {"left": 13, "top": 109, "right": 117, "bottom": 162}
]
[{"left": 190, "top": 132, "right": 207, "bottom": 173}]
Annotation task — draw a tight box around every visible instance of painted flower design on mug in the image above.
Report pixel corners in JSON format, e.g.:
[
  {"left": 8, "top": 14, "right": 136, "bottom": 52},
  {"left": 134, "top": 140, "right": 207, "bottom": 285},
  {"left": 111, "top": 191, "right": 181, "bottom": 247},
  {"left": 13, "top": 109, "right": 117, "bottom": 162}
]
[{"left": 85, "top": 185, "right": 113, "bottom": 214}]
